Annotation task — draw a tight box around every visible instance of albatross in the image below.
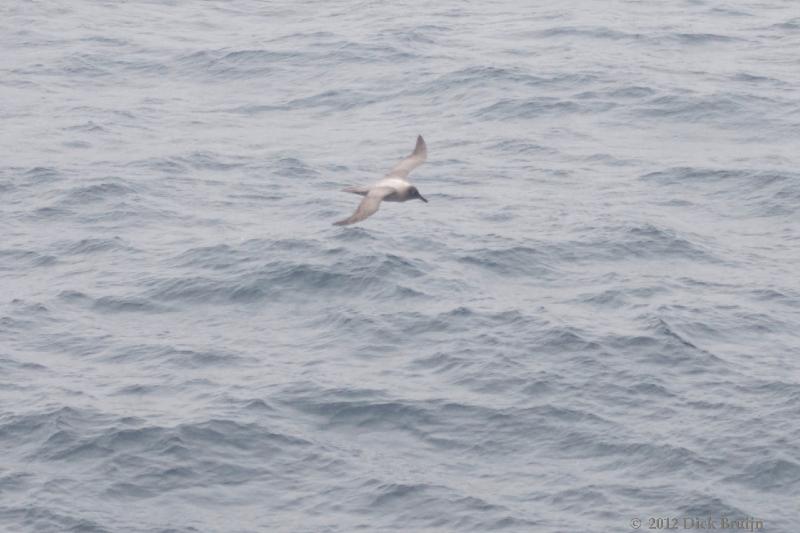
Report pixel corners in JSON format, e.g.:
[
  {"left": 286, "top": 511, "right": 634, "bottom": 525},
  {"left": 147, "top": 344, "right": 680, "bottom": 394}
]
[{"left": 333, "top": 135, "right": 428, "bottom": 226}]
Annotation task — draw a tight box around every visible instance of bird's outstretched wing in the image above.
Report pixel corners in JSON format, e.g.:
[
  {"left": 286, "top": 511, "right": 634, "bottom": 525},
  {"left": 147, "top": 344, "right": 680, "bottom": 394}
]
[
  {"left": 387, "top": 135, "right": 427, "bottom": 178},
  {"left": 333, "top": 186, "right": 395, "bottom": 226}
]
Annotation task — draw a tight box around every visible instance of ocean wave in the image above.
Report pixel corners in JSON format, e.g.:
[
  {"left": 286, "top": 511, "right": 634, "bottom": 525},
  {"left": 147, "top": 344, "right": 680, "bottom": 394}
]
[
  {"left": 457, "top": 245, "right": 557, "bottom": 276},
  {"left": 361, "top": 481, "right": 539, "bottom": 531},
  {"left": 725, "top": 458, "right": 800, "bottom": 491},
  {"left": 547, "top": 223, "right": 719, "bottom": 263},
  {"left": 99, "top": 343, "right": 253, "bottom": 368},
  {"left": 677, "top": 496, "right": 751, "bottom": 520},
  {"left": 632, "top": 93, "right": 747, "bottom": 121},
  {"left": 145, "top": 253, "right": 430, "bottom": 304},
  {"left": 124, "top": 157, "right": 190, "bottom": 175},
  {"left": 59, "top": 237, "right": 133, "bottom": 255},
  {"left": 0, "top": 506, "right": 113, "bottom": 533},
  {"left": 642, "top": 167, "right": 800, "bottom": 217},
  {"left": 475, "top": 96, "right": 614, "bottom": 119},
  {"left": 23, "top": 166, "right": 63, "bottom": 182},
  {"left": 91, "top": 295, "right": 170, "bottom": 314},
  {"left": 533, "top": 26, "right": 638, "bottom": 41},
  {"left": 3, "top": 406, "right": 308, "bottom": 465},
  {"left": 668, "top": 32, "right": 742, "bottom": 44},
  {"left": 58, "top": 180, "right": 137, "bottom": 206},
  {"left": 0, "top": 249, "right": 57, "bottom": 269},
  {"left": 167, "top": 238, "right": 428, "bottom": 283}
]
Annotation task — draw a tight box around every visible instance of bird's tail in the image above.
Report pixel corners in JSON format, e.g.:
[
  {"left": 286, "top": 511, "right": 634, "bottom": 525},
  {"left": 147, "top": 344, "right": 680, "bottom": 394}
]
[{"left": 342, "top": 186, "right": 368, "bottom": 196}]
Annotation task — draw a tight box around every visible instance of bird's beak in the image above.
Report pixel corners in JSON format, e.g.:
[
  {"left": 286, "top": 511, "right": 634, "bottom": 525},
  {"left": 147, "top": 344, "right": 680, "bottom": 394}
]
[{"left": 419, "top": 194, "right": 428, "bottom": 203}]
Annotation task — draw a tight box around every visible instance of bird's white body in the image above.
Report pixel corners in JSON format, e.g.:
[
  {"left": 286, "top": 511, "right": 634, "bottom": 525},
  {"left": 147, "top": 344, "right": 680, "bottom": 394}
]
[
  {"left": 333, "top": 135, "right": 428, "bottom": 226},
  {"left": 349, "top": 177, "right": 413, "bottom": 201},
  {"left": 375, "top": 177, "right": 412, "bottom": 200}
]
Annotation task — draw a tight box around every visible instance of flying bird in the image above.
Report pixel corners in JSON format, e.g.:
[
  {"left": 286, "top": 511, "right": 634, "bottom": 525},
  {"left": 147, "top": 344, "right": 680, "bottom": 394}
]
[{"left": 333, "top": 135, "right": 428, "bottom": 226}]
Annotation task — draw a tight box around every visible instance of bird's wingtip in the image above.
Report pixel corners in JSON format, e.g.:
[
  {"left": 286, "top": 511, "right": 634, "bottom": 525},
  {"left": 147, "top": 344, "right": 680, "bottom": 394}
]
[{"left": 413, "top": 134, "right": 426, "bottom": 157}]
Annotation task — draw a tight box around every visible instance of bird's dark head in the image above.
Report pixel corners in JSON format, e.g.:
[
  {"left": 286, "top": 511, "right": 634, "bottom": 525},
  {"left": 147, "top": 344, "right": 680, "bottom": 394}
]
[{"left": 410, "top": 186, "right": 428, "bottom": 203}]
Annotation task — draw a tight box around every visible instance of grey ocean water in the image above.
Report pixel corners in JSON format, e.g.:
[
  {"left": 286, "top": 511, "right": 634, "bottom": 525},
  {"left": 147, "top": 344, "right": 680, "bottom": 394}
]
[{"left": 2, "top": 1, "right": 800, "bottom": 531}]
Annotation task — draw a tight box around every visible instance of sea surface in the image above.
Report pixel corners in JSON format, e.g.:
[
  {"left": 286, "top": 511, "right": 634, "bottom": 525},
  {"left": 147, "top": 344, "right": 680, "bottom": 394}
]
[{"left": 2, "top": 1, "right": 800, "bottom": 531}]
